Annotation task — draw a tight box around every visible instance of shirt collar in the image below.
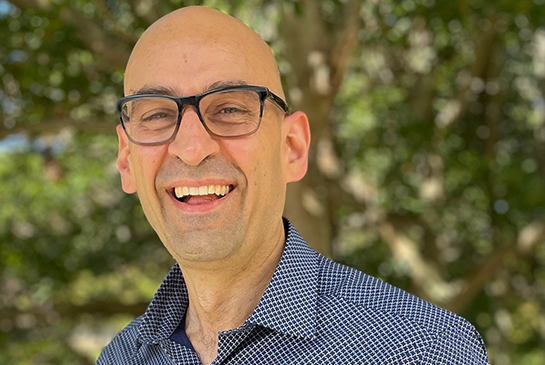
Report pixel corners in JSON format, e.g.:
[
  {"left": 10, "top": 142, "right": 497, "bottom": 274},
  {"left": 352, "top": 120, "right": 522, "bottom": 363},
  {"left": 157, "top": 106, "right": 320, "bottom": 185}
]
[
  {"left": 136, "top": 262, "right": 188, "bottom": 345},
  {"left": 247, "top": 218, "right": 319, "bottom": 340},
  {"left": 136, "top": 218, "right": 319, "bottom": 346}
]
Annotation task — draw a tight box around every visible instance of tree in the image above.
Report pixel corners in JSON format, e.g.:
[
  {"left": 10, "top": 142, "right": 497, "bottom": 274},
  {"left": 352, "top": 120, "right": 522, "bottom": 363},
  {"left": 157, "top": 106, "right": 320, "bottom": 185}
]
[{"left": 1, "top": 0, "right": 544, "bottom": 363}]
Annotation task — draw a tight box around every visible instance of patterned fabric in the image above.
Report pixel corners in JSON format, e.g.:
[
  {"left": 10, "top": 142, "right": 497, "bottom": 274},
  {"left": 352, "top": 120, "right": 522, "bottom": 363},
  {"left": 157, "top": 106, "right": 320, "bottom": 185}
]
[{"left": 96, "top": 219, "right": 489, "bottom": 364}]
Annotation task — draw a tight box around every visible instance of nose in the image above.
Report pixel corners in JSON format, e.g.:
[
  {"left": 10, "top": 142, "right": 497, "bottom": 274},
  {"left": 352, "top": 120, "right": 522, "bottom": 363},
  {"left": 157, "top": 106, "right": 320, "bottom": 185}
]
[{"left": 167, "top": 106, "right": 220, "bottom": 166}]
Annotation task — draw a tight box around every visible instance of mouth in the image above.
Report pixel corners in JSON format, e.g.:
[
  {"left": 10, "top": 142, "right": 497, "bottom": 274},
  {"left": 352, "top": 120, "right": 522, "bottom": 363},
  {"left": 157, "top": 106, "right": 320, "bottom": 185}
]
[{"left": 172, "top": 184, "right": 235, "bottom": 205}]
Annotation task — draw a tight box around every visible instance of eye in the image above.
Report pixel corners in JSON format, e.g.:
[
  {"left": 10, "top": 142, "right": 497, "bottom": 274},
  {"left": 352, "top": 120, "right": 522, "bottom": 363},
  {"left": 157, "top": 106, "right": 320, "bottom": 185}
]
[
  {"left": 143, "top": 111, "right": 170, "bottom": 121},
  {"left": 140, "top": 108, "right": 178, "bottom": 122},
  {"left": 219, "top": 106, "right": 248, "bottom": 114}
]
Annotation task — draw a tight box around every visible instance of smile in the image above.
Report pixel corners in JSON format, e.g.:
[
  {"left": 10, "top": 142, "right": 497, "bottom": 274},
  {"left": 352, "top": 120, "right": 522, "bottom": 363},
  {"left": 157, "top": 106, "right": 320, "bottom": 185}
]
[{"left": 173, "top": 184, "right": 234, "bottom": 204}]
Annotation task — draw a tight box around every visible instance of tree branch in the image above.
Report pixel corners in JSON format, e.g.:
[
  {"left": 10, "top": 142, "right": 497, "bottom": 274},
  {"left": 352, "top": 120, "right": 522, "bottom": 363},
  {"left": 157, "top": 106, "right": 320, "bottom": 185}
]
[
  {"left": 59, "top": 8, "right": 132, "bottom": 70},
  {"left": 329, "top": 0, "right": 362, "bottom": 97},
  {"left": 445, "top": 219, "right": 545, "bottom": 313},
  {"left": 8, "top": 0, "right": 132, "bottom": 70},
  {"left": 7, "top": 0, "right": 52, "bottom": 11},
  {"left": 90, "top": 0, "right": 141, "bottom": 44},
  {"left": 436, "top": 12, "right": 498, "bottom": 128},
  {"left": 377, "top": 221, "right": 452, "bottom": 303}
]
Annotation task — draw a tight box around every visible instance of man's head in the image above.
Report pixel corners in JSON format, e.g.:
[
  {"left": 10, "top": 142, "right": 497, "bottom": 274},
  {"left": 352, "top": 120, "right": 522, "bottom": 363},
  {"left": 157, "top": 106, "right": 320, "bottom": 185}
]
[{"left": 116, "top": 6, "right": 310, "bottom": 265}]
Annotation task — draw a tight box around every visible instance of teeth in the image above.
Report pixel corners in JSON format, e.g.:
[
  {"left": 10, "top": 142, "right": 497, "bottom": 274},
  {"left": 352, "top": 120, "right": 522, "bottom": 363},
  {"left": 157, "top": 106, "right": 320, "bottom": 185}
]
[{"left": 174, "top": 185, "right": 232, "bottom": 198}]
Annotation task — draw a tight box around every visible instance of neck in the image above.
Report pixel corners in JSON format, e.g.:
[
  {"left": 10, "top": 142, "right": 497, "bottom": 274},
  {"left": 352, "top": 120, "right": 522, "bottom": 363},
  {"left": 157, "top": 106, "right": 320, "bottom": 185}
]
[{"left": 177, "top": 220, "right": 286, "bottom": 364}]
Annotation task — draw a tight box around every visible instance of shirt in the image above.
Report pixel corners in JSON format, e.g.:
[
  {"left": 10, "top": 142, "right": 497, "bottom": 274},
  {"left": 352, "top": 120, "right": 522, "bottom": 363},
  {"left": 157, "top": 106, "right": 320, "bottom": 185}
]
[{"left": 96, "top": 218, "right": 489, "bottom": 364}]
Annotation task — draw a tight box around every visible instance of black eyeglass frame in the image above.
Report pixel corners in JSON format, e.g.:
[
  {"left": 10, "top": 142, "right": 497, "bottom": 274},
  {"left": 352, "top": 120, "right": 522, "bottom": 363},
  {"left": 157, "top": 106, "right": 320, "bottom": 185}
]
[{"left": 117, "top": 85, "right": 289, "bottom": 146}]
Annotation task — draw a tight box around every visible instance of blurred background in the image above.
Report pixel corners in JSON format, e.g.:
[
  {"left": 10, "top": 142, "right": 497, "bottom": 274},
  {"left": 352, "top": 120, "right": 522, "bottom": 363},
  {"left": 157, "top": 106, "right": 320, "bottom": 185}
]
[{"left": 1, "top": 0, "right": 545, "bottom": 363}]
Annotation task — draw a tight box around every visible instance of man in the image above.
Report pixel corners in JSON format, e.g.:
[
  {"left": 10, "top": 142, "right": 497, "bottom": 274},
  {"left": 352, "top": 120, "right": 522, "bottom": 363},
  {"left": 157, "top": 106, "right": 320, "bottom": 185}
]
[{"left": 97, "top": 6, "right": 489, "bottom": 365}]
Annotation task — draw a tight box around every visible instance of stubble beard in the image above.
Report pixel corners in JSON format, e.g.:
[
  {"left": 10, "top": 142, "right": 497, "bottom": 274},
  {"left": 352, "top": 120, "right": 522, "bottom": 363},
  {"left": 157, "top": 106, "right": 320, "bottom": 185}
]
[
  {"left": 153, "top": 158, "right": 248, "bottom": 263},
  {"left": 157, "top": 193, "right": 247, "bottom": 263}
]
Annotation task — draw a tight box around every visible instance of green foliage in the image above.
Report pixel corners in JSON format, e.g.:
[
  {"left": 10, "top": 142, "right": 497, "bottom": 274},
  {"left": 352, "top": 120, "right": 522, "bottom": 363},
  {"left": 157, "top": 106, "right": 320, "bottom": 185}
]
[
  {"left": 1, "top": 0, "right": 545, "bottom": 363},
  {"left": 332, "top": 1, "right": 545, "bottom": 363},
  {"left": 0, "top": 133, "right": 174, "bottom": 363}
]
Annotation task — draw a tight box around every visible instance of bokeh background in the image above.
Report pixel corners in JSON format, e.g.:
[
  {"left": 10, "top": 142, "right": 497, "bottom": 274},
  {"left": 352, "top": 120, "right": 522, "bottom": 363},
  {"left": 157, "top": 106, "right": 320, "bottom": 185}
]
[{"left": 1, "top": 0, "right": 545, "bottom": 363}]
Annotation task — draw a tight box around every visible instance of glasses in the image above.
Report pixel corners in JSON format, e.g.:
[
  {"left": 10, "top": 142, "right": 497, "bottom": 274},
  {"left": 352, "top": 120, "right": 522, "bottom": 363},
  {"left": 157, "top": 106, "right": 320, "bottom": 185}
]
[{"left": 117, "top": 85, "right": 289, "bottom": 145}]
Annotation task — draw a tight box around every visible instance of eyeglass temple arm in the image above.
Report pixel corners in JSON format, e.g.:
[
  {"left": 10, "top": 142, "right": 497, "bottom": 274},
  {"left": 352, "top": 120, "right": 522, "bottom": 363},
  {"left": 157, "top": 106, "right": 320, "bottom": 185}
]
[{"left": 268, "top": 91, "right": 290, "bottom": 113}]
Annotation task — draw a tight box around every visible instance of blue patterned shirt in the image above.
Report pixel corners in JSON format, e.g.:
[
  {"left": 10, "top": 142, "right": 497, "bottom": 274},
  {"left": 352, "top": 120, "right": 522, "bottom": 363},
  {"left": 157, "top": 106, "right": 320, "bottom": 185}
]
[{"left": 96, "top": 219, "right": 489, "bottom": 364}]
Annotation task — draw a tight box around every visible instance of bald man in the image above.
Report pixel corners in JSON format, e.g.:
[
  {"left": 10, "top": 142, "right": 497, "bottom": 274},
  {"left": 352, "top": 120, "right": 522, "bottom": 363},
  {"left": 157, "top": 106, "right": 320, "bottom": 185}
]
[{"left": 96, "top": 6, "right": 489, "bottom": 365}]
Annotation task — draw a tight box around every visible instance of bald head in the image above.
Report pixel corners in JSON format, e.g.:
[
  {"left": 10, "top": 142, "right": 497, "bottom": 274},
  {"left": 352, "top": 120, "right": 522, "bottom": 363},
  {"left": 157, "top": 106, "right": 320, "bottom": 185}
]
[
  {"left": 116, "top": 6, "right": 311, "bottom": 267},
  {"left": 124, "top": 6, "right": 284, "bottom": 99}
]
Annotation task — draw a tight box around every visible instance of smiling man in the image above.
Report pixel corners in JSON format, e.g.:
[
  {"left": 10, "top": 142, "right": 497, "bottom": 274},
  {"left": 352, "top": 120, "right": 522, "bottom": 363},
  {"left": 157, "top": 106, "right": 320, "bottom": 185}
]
[{"left": 96, "top": 6, "right": 489, "bottom": 365}]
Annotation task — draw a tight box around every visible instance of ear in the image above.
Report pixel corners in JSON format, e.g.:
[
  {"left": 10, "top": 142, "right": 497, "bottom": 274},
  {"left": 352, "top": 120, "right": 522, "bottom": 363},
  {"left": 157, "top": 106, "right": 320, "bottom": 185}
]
[
  {"left": 281, "top": 111, "right": 311, "bottom": 183},
  {"left": 116, "top": 124, "right": 137, "bottom": 194}
]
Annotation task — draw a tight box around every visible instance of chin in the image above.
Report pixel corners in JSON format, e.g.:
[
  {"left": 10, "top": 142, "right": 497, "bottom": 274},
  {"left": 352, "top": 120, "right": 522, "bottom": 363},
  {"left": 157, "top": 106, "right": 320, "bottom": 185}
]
[{"left": 164, "top": 227, "right": 244, "bottom": 263}]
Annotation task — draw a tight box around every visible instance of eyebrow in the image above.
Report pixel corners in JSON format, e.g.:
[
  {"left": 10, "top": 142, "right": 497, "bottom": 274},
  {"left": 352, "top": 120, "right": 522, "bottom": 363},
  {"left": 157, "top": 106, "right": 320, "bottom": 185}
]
[
  {"left": 205, "top": 80, "right": 247, "bottom": 91},
  {"left": 129, "top": 80, "right": 248, "bottom": 97},
  {"left": 130, "top": 85, "right": 178, "bottom": 97}
]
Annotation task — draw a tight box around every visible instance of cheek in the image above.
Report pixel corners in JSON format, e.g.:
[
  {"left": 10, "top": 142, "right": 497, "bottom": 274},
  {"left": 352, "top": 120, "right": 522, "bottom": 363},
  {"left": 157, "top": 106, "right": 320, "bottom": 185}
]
[
  {"left": 130, "top": 147, "right": 166, "bottom": 191},
  {"left": 252, "top": 141, "right": 285, "bottom": 193},
  {"left": 223, "top": 132, "right": 282, "bottom": 179}
]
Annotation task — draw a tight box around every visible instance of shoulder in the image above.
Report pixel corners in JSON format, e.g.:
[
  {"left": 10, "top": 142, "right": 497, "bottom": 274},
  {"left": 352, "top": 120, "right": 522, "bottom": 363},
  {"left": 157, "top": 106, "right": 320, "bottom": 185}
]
[
  {"left": 315, "top": 256, "right": 489, "bottom": 364},
  {"left": 95, "top": 315, "right": 144, "bottom": 365},
  {"left": 317, "top": 255, "right": 464, "bottom": 332}
]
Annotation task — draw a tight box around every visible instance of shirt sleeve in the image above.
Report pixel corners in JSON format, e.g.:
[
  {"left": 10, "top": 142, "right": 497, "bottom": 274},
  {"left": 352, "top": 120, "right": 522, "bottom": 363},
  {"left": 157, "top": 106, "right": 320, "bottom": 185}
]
[{"left": 421, "top": 321, "right": 489, "bottom": 365}]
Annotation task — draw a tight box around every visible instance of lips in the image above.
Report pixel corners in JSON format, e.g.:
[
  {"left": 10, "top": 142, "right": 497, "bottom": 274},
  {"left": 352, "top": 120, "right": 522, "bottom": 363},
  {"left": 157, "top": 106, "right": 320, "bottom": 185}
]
[{"left": 172, "top": 184, "right": 234, "bottom": 204}]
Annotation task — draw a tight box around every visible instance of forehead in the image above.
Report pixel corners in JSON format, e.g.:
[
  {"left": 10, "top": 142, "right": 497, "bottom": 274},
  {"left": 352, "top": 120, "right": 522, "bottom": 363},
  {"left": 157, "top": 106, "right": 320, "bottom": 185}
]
[
  {"left": 124, "top": 8, "right": 280, "bottom": 98},
  {"left": 127, "top": 40, "right": 266, "bottom": 96}
]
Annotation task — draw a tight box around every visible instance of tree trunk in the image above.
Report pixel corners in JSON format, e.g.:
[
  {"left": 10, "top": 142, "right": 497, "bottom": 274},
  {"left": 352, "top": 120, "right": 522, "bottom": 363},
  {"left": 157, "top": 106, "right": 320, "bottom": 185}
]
[{"left": 279, "top": 0, "right": 361, "bottom": 257}]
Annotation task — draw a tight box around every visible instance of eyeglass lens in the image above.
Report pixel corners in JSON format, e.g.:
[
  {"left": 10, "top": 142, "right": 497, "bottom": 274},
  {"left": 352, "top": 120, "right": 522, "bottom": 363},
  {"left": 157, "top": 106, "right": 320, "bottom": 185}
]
[{"left": 121, "top": 89, "right": 262, "bottom": 144}]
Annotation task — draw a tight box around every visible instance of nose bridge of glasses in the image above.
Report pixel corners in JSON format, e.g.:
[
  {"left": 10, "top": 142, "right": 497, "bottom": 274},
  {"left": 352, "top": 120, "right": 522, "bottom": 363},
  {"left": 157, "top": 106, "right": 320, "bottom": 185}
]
[
  {"left": 173, "top": 95, "right": 210, "bottom": 137},
  {"left": 167, "top": 95, "right": 221, "bottom": 163},
  {"left": 175, "top": 95, "right": 202, "bottom": 120}
]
